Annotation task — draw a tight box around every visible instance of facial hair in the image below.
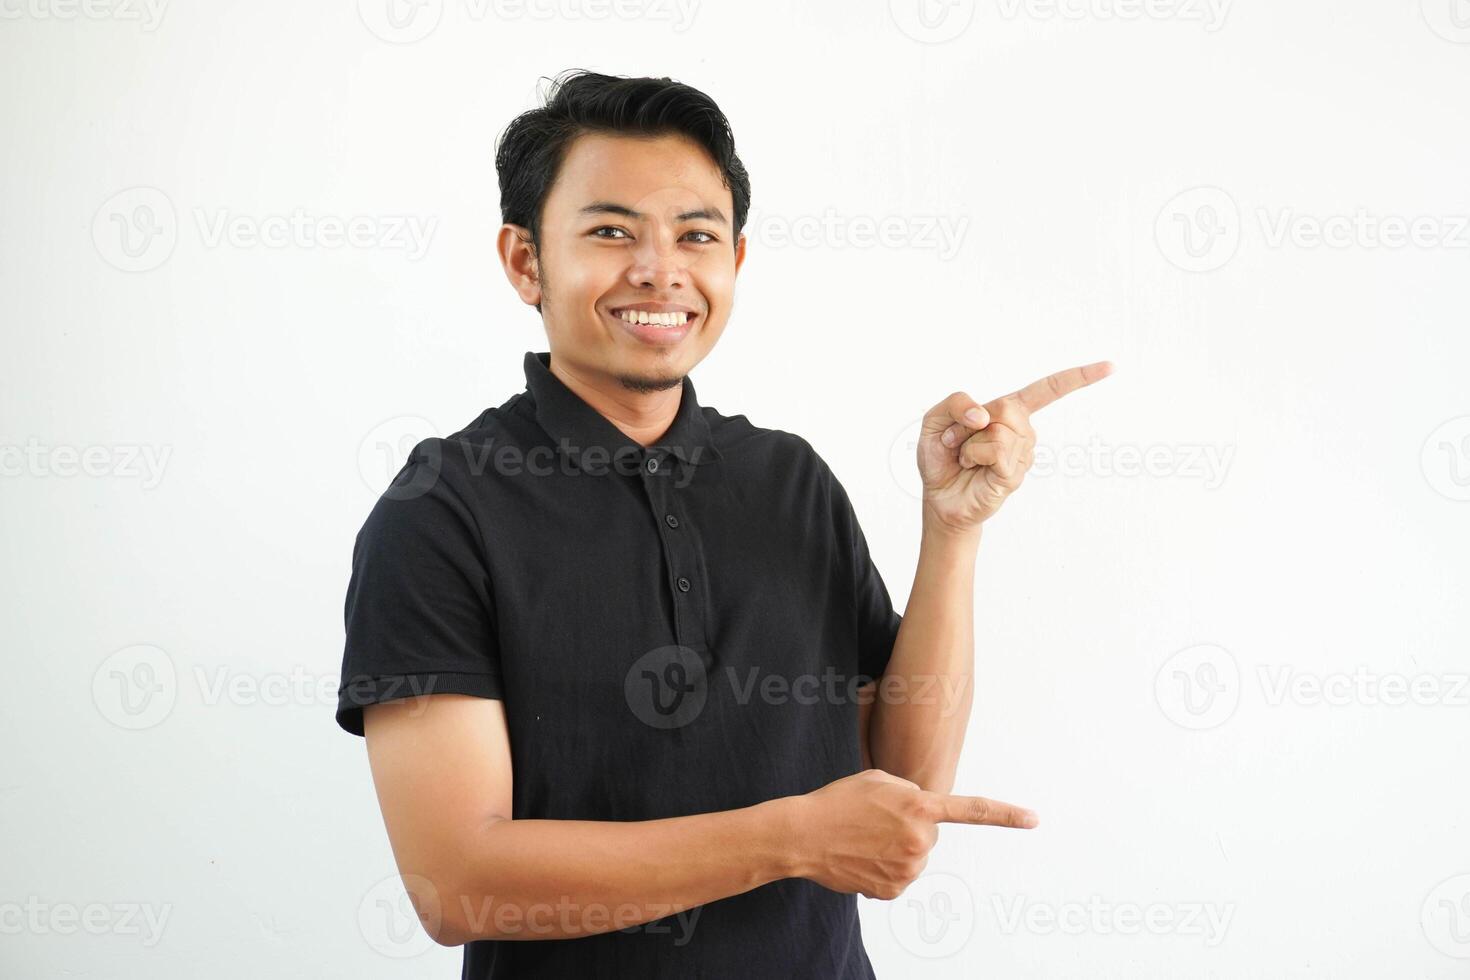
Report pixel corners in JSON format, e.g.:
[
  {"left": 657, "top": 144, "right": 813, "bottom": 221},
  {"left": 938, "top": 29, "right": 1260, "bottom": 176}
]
[{"left": 615, "top": 371, "right": 684, "bottom": 394}]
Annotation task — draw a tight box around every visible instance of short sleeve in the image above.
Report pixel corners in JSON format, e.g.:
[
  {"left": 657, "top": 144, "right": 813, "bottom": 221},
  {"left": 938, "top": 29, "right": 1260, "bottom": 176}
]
[
  {"left": 825, "top": 462, "right": 903, "bottom": 684},
  {"left": 335, "top": 440, "right": 503, "bottom": 737}
]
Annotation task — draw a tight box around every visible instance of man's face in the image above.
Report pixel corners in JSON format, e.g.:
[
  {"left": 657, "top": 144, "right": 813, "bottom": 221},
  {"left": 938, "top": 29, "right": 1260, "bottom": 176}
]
[{"left": 517, "top": 131, "right": 745, "bottom": 391}]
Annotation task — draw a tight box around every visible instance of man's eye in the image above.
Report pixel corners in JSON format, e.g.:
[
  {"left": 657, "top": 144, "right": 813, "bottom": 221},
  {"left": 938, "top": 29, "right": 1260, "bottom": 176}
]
[{"left": 592, "top": 227, "right": 717, "bottom": 243}]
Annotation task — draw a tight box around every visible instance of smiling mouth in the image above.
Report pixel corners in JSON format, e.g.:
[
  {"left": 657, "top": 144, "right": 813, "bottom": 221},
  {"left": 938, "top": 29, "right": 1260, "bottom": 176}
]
[{"left": 608, "top": 307, "right": 698, "bottom": 328}]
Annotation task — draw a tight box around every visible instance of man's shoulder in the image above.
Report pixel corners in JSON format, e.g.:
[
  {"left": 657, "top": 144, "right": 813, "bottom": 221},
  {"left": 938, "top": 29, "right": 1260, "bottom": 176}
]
[
  {"left": 351, "top": 397, "right": 531, "bottom": 516},
  {"left": 701, "top": 406, "right": 831, "bottom": 478},
  {"left": 442, "top": 392, "right": 534, "bottom": 447},
  {"left": 398, "top": 394, "right": 535, "bottom": 472}
]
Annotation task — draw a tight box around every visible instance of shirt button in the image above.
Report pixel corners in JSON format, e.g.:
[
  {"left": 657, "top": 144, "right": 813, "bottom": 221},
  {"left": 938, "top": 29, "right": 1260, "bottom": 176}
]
[
  {"left": 665, "top": 514, "right": 680, "bottom": 529},
  {"left": 645, "top": 457, "right": 660, "bottom": 474},
  {"left": 676, "top": 576, "right": 691, "bottom": 592}
]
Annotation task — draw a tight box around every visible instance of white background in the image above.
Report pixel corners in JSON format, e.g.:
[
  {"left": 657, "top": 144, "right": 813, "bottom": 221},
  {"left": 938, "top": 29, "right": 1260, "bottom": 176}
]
[{"left": 3, "top": 0, "right": 1469, "bottom": 977}]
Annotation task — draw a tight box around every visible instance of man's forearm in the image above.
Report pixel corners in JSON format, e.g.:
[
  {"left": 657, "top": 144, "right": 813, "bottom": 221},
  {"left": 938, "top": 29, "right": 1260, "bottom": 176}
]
[
  {"left": 436, "top": 796, "right": 801, "bottom": 945},
  {"left": 866, "top": 510, "right": 980, "bottom": 793}
]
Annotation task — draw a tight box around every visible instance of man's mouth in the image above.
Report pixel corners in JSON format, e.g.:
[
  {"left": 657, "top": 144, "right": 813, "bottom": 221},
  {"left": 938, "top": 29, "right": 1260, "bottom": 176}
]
[{"left": 608, "top": 305, "right": 698, "bottom": 329}]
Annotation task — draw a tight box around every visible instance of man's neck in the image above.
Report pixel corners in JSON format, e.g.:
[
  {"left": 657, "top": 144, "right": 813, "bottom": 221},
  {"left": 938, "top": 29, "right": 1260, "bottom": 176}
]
[{"left": 549, "top": 356, "right": 684, "bottom": 449}]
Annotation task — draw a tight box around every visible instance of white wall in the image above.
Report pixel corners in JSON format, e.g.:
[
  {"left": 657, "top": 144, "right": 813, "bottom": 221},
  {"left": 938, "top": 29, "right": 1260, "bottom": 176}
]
[{"left": 3, "top": 1, "right": 1468, "bottom": 976}]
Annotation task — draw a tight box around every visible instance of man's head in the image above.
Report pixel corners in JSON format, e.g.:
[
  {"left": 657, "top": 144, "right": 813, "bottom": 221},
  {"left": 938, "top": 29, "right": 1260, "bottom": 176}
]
[{"left": 495, "top": 70, "right": 749, "bottom": 392}]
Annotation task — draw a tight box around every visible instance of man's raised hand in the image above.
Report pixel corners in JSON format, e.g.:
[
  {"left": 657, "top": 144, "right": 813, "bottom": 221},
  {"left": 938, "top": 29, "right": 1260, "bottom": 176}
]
[{"left": 917, "top": 361, "right": 1114, "bottom": 532}]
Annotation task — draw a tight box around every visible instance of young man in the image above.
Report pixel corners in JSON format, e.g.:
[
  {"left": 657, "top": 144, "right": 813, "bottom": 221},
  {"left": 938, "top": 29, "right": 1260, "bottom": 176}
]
[{"left": 336, "top": 70, "right": 1110, "bottom": 978}]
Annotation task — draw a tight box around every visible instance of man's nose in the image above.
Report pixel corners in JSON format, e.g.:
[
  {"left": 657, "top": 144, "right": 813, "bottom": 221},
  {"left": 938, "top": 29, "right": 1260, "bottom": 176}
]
[{"left": 626, "top": 227, "right": 687, "bottom": 288}]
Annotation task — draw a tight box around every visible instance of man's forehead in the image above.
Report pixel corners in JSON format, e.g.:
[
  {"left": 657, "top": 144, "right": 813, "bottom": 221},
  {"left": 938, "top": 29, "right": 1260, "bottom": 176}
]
[{"left": 547, "top": 132, "right": 732, "bottom": 221}]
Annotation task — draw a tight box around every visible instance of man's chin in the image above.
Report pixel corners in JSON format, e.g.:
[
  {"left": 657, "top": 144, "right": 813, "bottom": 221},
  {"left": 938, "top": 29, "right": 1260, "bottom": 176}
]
[
  {"left": 609, "top": 346, "right": 691, "bottom": 393},
  {"left": 614, "top": 370, "right": 684, "bottom": 394}
]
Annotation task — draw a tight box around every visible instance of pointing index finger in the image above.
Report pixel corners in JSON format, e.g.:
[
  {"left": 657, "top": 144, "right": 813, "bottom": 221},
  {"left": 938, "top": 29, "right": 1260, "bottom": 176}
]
[
  {"left": 924, "top": 792, "right": 1039, "bottom": 829},
  {"left": 1012, "top": 360, "right": 1115, "bottom": 413}
]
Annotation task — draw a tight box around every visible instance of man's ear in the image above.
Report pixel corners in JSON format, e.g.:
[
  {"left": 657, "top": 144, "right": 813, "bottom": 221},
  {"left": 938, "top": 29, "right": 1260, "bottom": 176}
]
[
  {"left": 497, "top": 223, "right": 542, "bottom": 308},
  {"left": 734, "top": 232, "right": 747, "bottom": 275}
]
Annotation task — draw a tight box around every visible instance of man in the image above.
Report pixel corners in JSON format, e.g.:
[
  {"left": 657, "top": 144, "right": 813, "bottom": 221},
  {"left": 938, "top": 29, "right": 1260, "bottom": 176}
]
[{"left": 336, "top": 69, "right": 1111, "bottom": 978}]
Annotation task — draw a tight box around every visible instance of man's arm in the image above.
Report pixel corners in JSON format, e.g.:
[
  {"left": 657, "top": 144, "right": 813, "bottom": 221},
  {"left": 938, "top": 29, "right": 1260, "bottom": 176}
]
[
  {"left": 366, "top": 692, "right": 1035, "bottom": 946},
  {"left": 861, "top": 517, "right": 979, "bottom": 794},
  {"left": 863, "top": 362, "right": 1113, "bottom": 794},
  {"left": 364, "top": 693, "right": 795, "bottom": 946}
]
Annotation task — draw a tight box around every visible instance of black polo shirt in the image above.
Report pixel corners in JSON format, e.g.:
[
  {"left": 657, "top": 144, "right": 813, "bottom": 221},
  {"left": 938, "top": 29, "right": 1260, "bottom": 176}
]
[{"left": 337, "top": 350, "right": 903, "bottom": 979}]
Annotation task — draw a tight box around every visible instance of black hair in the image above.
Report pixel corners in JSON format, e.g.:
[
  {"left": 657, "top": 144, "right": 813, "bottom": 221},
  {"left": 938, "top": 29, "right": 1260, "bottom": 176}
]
[{"left": 494, "top": 69, "right": 751, "bottom": 263}]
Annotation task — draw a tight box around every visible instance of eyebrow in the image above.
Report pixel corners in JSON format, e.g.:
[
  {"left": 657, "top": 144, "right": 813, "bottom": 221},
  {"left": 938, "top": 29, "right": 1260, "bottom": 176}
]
[{"left": 579, "top": 201, "right": 729, "bottom": 225}]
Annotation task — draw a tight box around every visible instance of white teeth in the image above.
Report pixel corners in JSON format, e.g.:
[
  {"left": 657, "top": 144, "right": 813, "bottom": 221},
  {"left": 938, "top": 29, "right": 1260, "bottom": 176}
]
[{"left": 616, "top": 310, "right": 688, "bottom": 327}]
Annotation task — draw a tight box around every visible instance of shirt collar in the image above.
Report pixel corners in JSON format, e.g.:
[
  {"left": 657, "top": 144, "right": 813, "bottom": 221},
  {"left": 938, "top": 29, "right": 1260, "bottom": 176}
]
[{"left": 523, "top": 350, "right": 723, "bottom": 469}]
